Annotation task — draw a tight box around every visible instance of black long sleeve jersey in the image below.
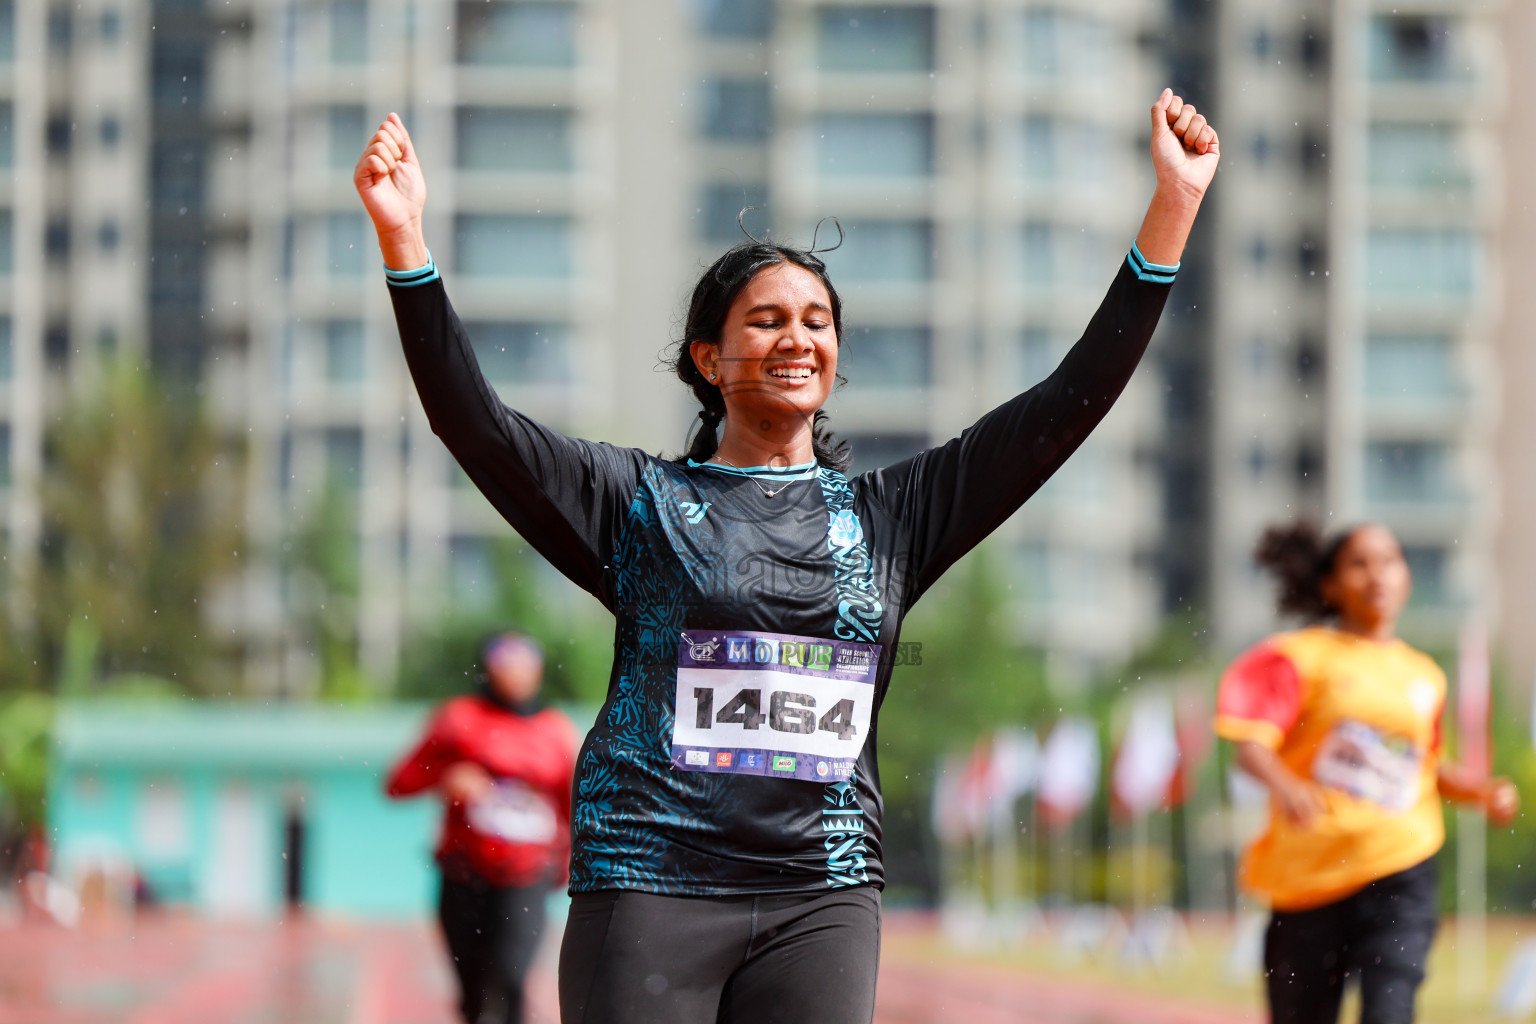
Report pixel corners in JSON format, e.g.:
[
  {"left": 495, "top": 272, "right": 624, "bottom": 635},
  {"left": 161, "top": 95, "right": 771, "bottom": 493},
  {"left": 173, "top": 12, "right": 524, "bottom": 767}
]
[{"left": 388, "top": 253, "right": 1174, "bottom": 897}]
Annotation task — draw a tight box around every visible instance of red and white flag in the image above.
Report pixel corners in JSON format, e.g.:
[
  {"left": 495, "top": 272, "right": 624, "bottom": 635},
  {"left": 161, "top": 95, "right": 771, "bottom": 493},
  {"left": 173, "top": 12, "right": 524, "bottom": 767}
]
[
  {"left": 1038, "top": 717, "right": 1099, "bottom": 826},
  {"left": 1111, "top": 693, "right": 1180, "bottom": 818}
]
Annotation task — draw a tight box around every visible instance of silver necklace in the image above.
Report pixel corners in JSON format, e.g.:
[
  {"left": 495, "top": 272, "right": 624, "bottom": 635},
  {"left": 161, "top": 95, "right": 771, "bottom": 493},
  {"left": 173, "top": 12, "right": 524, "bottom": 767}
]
[{"left": 709, "top": 454, "right": 801, "bottom": 498}]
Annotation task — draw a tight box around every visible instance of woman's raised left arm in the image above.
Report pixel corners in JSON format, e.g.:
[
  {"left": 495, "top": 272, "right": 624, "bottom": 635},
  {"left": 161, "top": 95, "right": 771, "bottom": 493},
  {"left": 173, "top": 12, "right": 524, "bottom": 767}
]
[{"left": 868, "top": 91, "right": 1220, "bottom": 600}]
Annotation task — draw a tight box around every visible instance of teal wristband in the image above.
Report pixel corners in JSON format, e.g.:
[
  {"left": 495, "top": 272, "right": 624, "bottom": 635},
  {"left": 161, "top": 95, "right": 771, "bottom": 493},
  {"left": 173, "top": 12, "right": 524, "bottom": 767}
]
[
  {"left": 384, "top": 249, "right": 439, "bottom": 287},
  {"left": 1126, "top": 241, "right": 1178, "bottom": 284}
]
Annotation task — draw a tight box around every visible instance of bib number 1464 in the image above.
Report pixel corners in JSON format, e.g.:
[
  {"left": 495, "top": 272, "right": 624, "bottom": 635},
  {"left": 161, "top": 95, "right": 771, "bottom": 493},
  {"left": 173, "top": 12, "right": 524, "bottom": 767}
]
[{"left": 693, "top": 687, "right": 858, "bottom": 741}]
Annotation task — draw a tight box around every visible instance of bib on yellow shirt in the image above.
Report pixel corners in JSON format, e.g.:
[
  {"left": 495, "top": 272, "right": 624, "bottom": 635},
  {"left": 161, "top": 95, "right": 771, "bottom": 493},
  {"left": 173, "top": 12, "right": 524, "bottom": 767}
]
[{"left": 1215, "top": 626, "right": 1446, "bottom": 911}]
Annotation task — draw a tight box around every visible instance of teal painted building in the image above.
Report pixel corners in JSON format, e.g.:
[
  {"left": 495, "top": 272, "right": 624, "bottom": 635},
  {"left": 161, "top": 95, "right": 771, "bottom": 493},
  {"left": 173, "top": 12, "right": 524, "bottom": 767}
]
[{"left": 49, "top": 701, "right": 442, "bottom": 918}]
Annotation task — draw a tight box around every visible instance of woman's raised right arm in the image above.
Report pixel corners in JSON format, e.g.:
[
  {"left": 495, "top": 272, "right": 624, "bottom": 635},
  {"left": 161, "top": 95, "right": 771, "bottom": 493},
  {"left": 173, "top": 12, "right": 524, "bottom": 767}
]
[{"left": 355, "top": 115, "right": 641, "bottom": 605}]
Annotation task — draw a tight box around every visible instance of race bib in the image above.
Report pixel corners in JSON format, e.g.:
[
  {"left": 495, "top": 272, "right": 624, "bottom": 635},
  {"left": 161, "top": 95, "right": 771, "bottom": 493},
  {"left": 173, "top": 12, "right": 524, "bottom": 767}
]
[
  {"left": 671, "top": 630, "right": 880, "bottom": 782},
  {"left": 465, "top": 779, "right": 559, "bottom": 844},
  {"left": 1311, "top": 720, "right": 1423, "bottom": 812}
]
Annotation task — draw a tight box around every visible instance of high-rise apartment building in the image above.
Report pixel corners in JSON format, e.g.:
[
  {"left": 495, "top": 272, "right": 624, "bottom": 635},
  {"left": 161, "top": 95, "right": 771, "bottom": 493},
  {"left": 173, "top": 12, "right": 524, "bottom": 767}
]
[
  {"left": 21, "top": 0, "right": 1427, "bottom": 693},
  {"left": 1210, "top": 1, "right": 1505, "bottom": 652}
]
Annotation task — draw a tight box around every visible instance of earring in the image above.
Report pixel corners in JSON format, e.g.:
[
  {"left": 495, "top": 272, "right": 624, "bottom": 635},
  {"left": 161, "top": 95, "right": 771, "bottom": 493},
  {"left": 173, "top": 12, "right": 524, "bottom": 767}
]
[{"left": 709, "top": 373, "right": 718, "bottom": 381}]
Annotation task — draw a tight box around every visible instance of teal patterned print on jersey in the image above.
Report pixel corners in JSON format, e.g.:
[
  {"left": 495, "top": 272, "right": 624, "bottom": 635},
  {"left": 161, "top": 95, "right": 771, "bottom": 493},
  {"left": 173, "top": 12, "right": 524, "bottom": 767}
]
[
  {"left": 817, "top": 469, "right": 884, "bottom": 644},
  {"left": 816, "top": 467, "right": 882, "bottom": 886}
]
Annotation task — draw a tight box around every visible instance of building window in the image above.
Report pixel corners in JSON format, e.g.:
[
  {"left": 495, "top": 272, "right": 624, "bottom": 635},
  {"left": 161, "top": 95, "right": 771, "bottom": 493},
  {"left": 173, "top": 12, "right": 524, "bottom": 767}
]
[
  {"left": 1402, "top": 545, "right": 1448, "bottom": 607},
  {"left": 450, "top": 535, "right": 495, "bottom": 610},
  {"left": 699, "top": 0, "right": 772, "bottom": 39},
  {"left": 152, "top": 36, "right": 206, "bottom": 111},
  {"left": 0, "top": 210, "right": 11, "bottom": 275},
  {"left": 0, "top": 318, "right": 11, "bottom": 380},
  {"left": 0, "top": 1, "right": 14, "bottom": 61},
  {"left": 99, "top": 9, "right": 122, "bottom": 42},
  {"left": 817, "top": 6, "right": 934, "bottom": 73},
  {"left": 325, "top": 321, "right": 366, "bottom": 386},
  {"left": 1364, "top": 440, "right": 1451, "bottom": 504},
  {"left": 454, "top": 214, "right": 573, "bottom": 278},
  {"left": 1020, "top": 9, "right": 1108, "bottom": 81},
  {"left": 817, "top": 114, "right": 932, "bottom": 178},
  {"left": 1021, "top": 115, "right": 1109, "bottom": 184},
  {"left": 44, "top": 324, "right": 68, "bottom": 365},
  {"left": 99, "top": 115, "right": 121, "bottom": 148},
  {"left": 1368, "top": 123, "right": 1468, "bottom": 191},
  {"left": 1369, "top": 15, "right": 1460, "bottom": 81},
  {"left": 45, "top": 218, "right": 70, "bottom": 260},
  {"left": 46, "top": 115, "right": 73, "bottom": 157},
  {"left": 1036, "top": 443, "right": 1107, "bottom": 505},
  {"left": 455, "top": 107, "right": 573, "bottom": 172},
  {"left": 98, "top": 220, "right": 120, "bottom": 251},
  {"left": 330, "top": 0, "right": 368, "bottom": 64},
  {"left": 843, "top": 432, "right": 928, "bottom": 475},
  {"left": 152, "top": 139, "right": 204, "bottom": 207},
  {"left": 1019, "top": 326, "right": 1061, "bottom": 386},
  {"left": 0, "top": 103, "right": 11, "bottom": 166},
  {"left": 1300, "top": 30, "right": 1328, "bottom": 73},
  {"left": 456, "top": 1, "right": 575, "bottom": 67},
  {"left": 0, "top": 421, "right": 9, "bottom": 488},
  {"left": 329, "top": 105, "right": 367, "bottom": 170},
  {"left": 325, "top": 427, "right": 364, "bottom": 490},
  {"left": 1366, "top": 229, "right": 1477, "bottom": 298},
  {"left": 1021, "top": 222, "right": 1105, "bottom": 289},
  {"left": 465, "top": 321, "right": 571, "bottom": 384},
  {"left": 824, "top": 220, "right": 932, "bottom": 282},
  {"left": 326, "top": 213, "right": 366, "bottom": 277},
  {"left": 698, "top": 182, "right": 768, "bottom": 243},
  {"left": 702, "top": 79, "right": 771, "bottom": 142},
  {"left": 47, "top": 9, "right": 70, "bottom": 53},
  {"left": 1250, "top": 27, "right": 1273, "bottom": 59},
  {"left": 1365, "top": 334, "right": 1456, "bottom": 402},
  {"left": 137, "top": 780, "right": 191, "bottom": 863},
  {"left": 840, "top": 326, "right": 930, "bottom": 388}
]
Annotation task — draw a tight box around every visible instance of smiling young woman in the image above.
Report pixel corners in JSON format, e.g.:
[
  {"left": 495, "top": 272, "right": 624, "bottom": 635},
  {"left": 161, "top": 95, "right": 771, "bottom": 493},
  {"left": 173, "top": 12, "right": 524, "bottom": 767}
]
[
  {"left": 357, "top": 89, "right": 1218, "bottom": 1024},
  {"left": 1217, "top": 521, "right": 1519, "bottom": 1024}
]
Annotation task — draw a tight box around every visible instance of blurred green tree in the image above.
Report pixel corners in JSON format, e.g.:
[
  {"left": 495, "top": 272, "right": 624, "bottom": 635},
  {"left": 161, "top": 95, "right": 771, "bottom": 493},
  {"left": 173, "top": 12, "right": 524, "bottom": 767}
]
[
  {"left": 0, "top": 360, "right": 243, "bottom": 825},
  {"left": 279, "top": 485, "right": 371, "bottom": 702},
  {"left": 878, "top": 546, "right": 1050, "bottom": 898},
  {"left": 396, "top": 536, "right": 613, "bottom": 707},
  {"left": 6, "top": 360, "right": 245, "bottom": 691}
]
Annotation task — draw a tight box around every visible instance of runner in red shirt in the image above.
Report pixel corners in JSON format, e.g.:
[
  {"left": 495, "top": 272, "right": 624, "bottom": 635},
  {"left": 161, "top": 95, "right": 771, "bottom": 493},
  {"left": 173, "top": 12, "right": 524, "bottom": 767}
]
[{"left": 387, "top": 633, "right": 578, "bottom": 1024}]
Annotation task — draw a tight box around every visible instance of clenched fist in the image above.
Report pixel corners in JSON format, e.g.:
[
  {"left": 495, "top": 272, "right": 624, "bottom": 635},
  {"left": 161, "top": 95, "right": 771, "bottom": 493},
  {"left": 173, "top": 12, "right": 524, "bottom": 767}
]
[
  {"left": 1151, "top": 88, "right": 1220, "bottom": 201},
  {"left": 354, "top": 112, "right": 429, "bottom": 270}
]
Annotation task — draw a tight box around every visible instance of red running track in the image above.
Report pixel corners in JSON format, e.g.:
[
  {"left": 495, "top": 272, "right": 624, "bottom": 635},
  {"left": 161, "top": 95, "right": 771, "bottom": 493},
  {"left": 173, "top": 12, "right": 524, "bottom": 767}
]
[{"left": 0, "top": 915, "right": 1255, "bottom": 1024}]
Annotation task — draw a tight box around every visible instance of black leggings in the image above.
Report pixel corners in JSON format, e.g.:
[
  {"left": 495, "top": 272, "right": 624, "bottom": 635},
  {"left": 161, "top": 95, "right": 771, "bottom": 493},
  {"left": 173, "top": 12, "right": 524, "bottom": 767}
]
[
  {"left": 558, "top": 886, "right": 881, "bottom": 1024},
  {"left": 438, "top": 872, "right": 548, "bottom": 1024},
  {"left": 1265, "top": 857, "right": 1440, "bottom": 1024}
]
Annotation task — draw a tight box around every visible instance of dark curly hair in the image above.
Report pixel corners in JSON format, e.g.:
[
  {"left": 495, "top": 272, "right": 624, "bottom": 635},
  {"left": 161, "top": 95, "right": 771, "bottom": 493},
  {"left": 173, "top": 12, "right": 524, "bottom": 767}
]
[
  {"left": 1254, "top": 521, "right": 1364, "bottom": 620},
  {"left": 672, "top": 242, "right": 851, "bottom": 472}
]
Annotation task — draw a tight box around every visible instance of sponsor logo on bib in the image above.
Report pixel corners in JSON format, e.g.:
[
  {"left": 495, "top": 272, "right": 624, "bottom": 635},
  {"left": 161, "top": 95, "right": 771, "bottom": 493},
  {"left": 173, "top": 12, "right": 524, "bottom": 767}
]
[{"left": 688, "top": 636, "right": 722, "bottom": 662}]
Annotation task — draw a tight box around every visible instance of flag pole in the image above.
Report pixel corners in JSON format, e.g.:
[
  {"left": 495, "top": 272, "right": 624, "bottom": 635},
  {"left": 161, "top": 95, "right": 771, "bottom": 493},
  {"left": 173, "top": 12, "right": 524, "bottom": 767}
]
[{"left": 1456, "top": 619, "right": 1490, "bottom": 1006}]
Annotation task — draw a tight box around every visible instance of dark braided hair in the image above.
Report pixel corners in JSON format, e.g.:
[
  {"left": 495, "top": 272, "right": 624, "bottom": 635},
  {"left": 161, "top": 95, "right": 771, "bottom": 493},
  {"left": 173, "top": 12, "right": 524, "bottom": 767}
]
[
  {"left": 1254, "top": 520, "right": 1364, "bottom": 621},
  {"left": 672, "top": 242, "right": 851, "bottom": 472}
]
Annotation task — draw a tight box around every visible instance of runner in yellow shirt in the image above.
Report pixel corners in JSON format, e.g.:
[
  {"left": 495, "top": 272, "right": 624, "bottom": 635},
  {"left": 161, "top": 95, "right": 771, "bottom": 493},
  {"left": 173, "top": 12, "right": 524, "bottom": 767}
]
[{"left": 1216, "top": 521, "right": 1518, "bottom": 1024}]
